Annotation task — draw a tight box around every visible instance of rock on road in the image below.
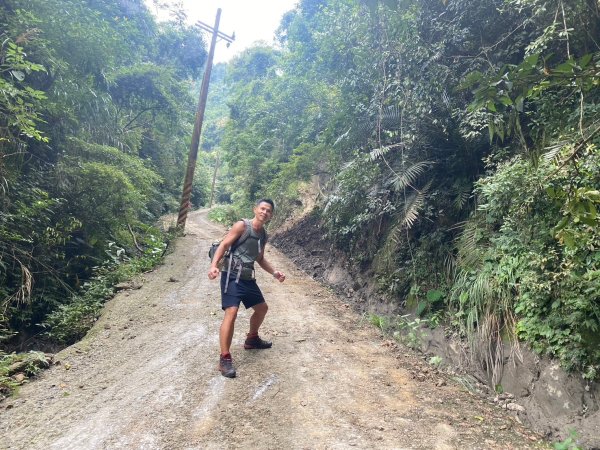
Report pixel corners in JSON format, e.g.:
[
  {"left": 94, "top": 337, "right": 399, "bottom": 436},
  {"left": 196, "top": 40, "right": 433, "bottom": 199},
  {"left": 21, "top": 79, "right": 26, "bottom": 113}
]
[{"left": 0, "top": 211, "right": 543, "bottom": 449}]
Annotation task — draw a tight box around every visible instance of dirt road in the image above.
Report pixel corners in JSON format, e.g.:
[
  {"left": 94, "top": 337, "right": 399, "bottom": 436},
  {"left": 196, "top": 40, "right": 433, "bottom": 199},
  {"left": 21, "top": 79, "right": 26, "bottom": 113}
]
[{"left": 0, "top": 211, "right": 544, "bottom": 449}]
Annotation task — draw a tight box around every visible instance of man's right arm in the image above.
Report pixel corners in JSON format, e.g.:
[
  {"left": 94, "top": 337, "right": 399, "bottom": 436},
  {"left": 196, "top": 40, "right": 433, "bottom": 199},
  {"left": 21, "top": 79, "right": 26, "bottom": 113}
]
[{"left": 208, "top": 221, "right": 246, "bottom": 279}]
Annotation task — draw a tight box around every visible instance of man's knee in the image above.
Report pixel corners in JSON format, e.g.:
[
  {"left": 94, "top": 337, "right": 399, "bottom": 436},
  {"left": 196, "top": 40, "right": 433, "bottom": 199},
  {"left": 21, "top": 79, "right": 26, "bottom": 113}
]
[
  {"left": 253, "top": 302, "right": 268, "bottom": 314},
  {"left": 223, "top": 306, "right": 239, "bottom": 322}
]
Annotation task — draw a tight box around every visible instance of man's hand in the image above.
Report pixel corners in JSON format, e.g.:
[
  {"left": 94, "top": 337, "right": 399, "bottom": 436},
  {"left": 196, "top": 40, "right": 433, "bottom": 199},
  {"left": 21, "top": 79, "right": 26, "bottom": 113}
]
[
  {"left": 208, "top": 266, "right": 220, "bottom": 280},
  {"left": 273, "top": 270, "right": 286, "bottom": 282}
]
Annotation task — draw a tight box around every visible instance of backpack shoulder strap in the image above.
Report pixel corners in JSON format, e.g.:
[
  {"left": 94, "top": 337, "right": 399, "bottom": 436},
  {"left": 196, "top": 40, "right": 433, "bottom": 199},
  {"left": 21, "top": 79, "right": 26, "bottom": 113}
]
[
  {"left": 232, "top": 219, "right": 252, "bottom": 251},
  {"left": 224, "top": 220, "right": 250, "bottom": 294},
  {"left": 261, "top": 227, "right": 268, "bottom": 247},
  {"left": 255, "top": 226, "right": 267, "bottom": 255}
]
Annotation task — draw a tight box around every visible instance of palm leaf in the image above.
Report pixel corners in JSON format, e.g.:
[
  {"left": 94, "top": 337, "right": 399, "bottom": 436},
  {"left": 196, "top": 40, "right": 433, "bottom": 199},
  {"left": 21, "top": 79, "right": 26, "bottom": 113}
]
[
  {"left": 455, "top": 220, "right": 488, "bottom": 269},
  {"left": 452, "top": 182, "right": 472, "bottom": 211},
  {"left": 369, "top": 145, "right": 391, "bottom": 161},
  {"left": 542, "top": 140, "right": 569, "bottom": 161},
  {"left": 379, "top": 105, "right": 402, "bottom": 130},
  {"left": 334, "top": 104, "right": 404, "bottom": 148},
  {"left": 390, "top": 161, "right": 433, "bottom": 191},
  {"left": 443, "top": 251, "right": 456, "bottom": 280},
  {"left": 397, "top": 180, "right": 432, "bottom": 230},
  {"left": 333, "top": 127, "right": 351, "bottom": 147}
]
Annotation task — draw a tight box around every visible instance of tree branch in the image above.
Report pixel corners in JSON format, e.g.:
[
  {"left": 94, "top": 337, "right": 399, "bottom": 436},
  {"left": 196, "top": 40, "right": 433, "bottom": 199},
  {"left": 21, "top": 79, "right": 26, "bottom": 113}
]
[{"left": 128, "top": 224, "right": 144, "bottom": 253}]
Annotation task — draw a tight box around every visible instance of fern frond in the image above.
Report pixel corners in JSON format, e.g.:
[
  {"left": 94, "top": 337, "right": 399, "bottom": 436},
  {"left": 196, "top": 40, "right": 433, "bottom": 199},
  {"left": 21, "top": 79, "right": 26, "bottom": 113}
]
[
  {"left": 399, "top": 180, "right": 431, "bottom": 230},
  {"left": 452, "top": 182, "right": 472, "bottom": 211},
  {"left": 390, "top": 160, "right": 433, "bottom": 191},
  {"left": 370, "top": 146, "right": 391, "bottom": 161},
  {"left": 456, "top": 219, "right": 488, "bottom": 269},
  {"left": 542, "top": 139, "right": 569, "bottom": 161}
]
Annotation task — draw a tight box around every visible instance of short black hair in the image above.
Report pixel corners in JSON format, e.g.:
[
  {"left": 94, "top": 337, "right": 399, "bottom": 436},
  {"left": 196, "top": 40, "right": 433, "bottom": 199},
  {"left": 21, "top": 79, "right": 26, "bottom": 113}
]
[{"left": 256, "top": 198, "right": 275, "bottom": 211}]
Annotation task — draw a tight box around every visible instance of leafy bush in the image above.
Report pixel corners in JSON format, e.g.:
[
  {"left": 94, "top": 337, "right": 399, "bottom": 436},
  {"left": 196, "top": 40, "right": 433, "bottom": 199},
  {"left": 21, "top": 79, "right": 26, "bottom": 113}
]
[
  {"left": 208, "top": 205, "right": 241, "bottom": 226},
  {"left": 43, "top": 227, "right": 169, "bottom": 344},
  {"left": 0, "top": 0, "right": 207, "bottom": 347},
  {"left": 452, "top": 145, "right": 600, "bottom": 378},
  {"left": 367, "top": 312, "right": 427, "bottom": 351},
  {"left": 394, "top": 316, "right": 426, "bottom": 350},
  {"left": 322, "top": 152, "right": 387, "bottom": 259}
]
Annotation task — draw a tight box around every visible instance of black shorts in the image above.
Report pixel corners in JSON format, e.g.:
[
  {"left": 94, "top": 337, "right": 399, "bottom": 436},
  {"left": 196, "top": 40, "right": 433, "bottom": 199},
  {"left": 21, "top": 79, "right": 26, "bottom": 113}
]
[{"left": 220, "top": 272, "right": 265, "bottom": 310}]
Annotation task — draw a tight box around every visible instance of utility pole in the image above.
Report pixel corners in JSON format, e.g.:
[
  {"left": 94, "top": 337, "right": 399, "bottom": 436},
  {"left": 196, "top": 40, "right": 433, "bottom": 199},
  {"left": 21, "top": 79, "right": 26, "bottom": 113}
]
[
  {"left": 177, "top": 8, "right": 234, "bottom": 230},
  {"left": 209, "top": 151, "right": 220, "bottom": 208}
]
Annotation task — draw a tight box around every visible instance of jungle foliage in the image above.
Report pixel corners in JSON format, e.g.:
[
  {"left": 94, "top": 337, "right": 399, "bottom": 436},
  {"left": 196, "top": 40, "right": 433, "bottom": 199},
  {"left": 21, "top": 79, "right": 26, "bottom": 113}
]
[
  {"left": 0, "top": 0, "right": 209, "bottom": 349},
  {"left": 1, "top": 0, "right": 599, "bottom": 385},
  {"left": 214, "top": 0, "right": 600, "bottom": 380}
]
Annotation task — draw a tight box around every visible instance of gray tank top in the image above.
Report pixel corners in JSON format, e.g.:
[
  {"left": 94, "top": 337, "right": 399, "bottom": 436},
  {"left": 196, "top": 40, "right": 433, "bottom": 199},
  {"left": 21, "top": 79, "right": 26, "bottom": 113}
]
[
  {"left": 232, "top": 221, "right": 265, "bottom": 267},
  {"left": 223, "top": 220, "right": 267, "bottom": 281}
]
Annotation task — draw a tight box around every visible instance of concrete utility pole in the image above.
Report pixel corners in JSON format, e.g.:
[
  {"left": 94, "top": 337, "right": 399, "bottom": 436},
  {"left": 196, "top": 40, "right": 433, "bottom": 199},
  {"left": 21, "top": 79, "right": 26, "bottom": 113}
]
[{"left": 177, "top": 8, "right": 234, "bottom": 230}]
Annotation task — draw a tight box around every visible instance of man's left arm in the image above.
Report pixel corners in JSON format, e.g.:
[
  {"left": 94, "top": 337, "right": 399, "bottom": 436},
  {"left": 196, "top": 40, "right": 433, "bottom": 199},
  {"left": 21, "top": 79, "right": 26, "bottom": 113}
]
[{"left": 257, "top": 252, "right": 285, "bottom": 282}]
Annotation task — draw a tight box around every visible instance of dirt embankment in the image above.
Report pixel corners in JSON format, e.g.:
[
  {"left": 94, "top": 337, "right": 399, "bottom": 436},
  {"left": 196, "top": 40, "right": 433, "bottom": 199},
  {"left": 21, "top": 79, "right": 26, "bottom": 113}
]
[
  {"left": 0, "top": 210, "right": 545, "bottom": 449},
  {"left": 272, "top": 212, "right": 600, "bottom": 449}
]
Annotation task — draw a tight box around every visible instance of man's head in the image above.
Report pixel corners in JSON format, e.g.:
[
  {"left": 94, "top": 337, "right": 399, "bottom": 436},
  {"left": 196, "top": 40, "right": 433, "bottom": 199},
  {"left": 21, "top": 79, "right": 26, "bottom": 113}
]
[
  {"left": 255, "top": 198, "right": 274, "bottom": 212},
  {"left": 254, "top": 198, "right": 274, "bottom": 223}
]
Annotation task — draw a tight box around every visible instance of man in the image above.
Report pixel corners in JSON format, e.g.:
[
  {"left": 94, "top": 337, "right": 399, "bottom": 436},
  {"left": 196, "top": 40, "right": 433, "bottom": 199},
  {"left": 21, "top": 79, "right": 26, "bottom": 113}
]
[{"left": 208, "top": 199, "right": 286, "bottom": 378}]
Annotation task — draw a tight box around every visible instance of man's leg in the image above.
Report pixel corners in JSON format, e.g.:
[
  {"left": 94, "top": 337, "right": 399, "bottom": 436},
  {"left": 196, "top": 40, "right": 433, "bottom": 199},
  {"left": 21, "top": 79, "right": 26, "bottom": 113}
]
[
  {"left": 218, "top": 306, "right": 238, "bottom": 378},
  {"left": 249, "top": 302, "right": 268, "bottom": 335},
  {"left": 245, "top": 302, "right": 272, "bottom": 349},
  {"left": 220, "top": 306, "right": 239, "bottom": 355}
]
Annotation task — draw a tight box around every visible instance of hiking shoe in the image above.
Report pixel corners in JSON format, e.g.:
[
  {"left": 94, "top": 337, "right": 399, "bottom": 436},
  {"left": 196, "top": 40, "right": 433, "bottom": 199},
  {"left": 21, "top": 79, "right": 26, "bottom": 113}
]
[
  {"left": 218, "top": 355, "right": 236, "bottom": 378},
  {"left": 244, "top": 336, "right": 272, "bottom": 350}
]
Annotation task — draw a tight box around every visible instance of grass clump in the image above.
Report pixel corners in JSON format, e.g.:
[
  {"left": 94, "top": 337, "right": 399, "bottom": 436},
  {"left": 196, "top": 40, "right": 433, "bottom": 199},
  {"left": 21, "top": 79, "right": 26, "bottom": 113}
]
[{"left": 0, "top": 351, "right": 50, "bottom": 400}]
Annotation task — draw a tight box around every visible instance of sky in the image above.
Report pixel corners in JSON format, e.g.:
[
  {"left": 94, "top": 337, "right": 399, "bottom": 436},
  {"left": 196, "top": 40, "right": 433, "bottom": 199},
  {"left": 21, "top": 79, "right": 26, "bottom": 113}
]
[{"left": 145, "top": 0, "right": 299, "bottom": 63}]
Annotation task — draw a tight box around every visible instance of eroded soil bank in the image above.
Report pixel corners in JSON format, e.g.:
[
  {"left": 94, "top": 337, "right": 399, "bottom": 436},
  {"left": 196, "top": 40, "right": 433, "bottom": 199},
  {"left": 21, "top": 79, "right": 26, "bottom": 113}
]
[
  {"left": 272, "top": 212, "right": 599, "bottom": 449},
  {"left": 1, "top": 211, "right": 545, "bottom": 449}
]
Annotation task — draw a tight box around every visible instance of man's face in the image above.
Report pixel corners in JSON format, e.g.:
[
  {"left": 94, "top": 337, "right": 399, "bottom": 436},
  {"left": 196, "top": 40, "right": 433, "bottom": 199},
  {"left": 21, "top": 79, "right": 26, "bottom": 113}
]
[{"left": 254, "top": 202, "right": 273, "bottom": 222}]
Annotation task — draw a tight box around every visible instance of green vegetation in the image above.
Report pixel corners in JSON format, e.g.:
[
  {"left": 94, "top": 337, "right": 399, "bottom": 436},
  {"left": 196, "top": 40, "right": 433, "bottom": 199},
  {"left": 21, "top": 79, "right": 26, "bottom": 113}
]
[
  {"left": 207, "top": 205, "right": 241, "bottom": 226},
  {"left": 0, "top": 0, "right": 210, "bottom": 351},
  {"left": 0, "top": 350, "right": 49, "bottom": 400},
  {"left": 210, "top": 0, "right": 600, "bottom": 382},
  {"left": 368, "top": 312, "right": 427, "bottom": 350},
  {"left": 42, "top": 226, "right": 169, "bottom": 344},
  {"left": 553, "top": 430, "right": 584, "bottom": 450}
]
